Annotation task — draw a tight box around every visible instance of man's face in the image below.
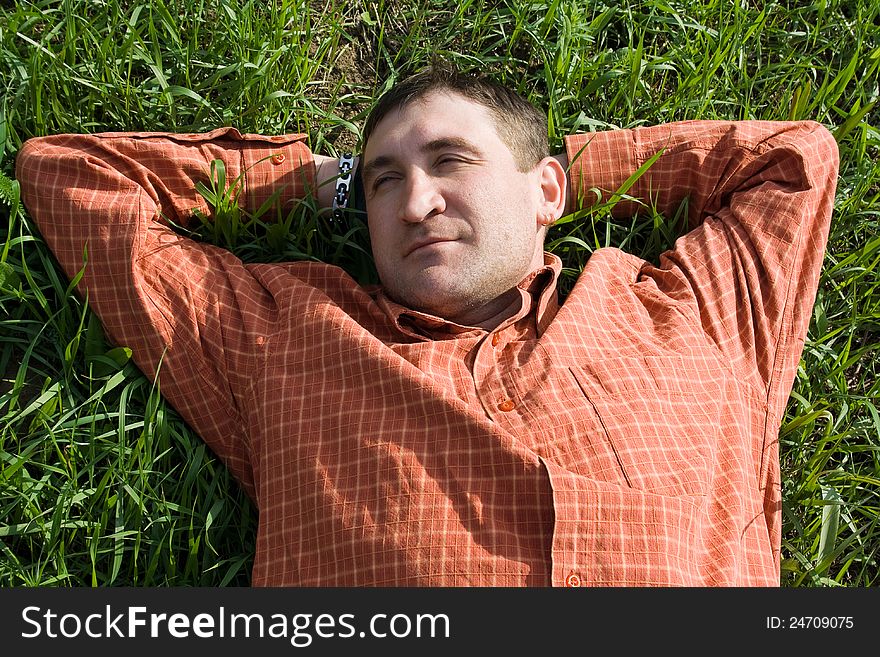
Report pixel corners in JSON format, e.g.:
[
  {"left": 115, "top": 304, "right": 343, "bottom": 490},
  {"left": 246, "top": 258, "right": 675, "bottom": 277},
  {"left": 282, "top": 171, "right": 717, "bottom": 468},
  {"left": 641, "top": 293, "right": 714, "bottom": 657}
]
[{"left": 361, "top": 91, "right": 548, "bottom": 326}]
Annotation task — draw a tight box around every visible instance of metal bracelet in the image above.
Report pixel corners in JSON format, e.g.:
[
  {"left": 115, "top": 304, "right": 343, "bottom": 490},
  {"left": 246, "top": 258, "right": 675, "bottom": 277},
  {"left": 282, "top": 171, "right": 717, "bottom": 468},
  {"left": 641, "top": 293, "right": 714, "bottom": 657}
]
[{"left": 331, "top": 153, "right": 355, "bottom": 222}]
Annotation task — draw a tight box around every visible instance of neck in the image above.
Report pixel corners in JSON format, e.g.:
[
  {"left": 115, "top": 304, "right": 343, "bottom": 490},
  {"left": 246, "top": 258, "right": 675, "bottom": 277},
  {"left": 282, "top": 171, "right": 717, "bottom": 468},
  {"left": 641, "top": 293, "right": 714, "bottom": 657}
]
[
  {"left": 449, "top": 250, "right": 548, "bottom": 330},
  {"left": 449, "top": 287, "right": 523, "bottom": 331}
]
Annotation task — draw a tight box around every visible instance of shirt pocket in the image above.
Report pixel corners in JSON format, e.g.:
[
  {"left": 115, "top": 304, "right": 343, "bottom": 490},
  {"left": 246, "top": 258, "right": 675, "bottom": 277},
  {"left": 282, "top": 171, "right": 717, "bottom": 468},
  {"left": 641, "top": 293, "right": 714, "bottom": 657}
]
[{"left": 569, "top": 352, "right": 722, "bottom": 497}]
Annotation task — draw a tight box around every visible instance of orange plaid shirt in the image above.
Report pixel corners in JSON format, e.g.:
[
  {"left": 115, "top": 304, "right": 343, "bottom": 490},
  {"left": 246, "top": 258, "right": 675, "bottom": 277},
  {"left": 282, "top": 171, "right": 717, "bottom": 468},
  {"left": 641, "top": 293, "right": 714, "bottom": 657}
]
[{"left": 16, "top": 120, "right": 839, "bottom": 586}]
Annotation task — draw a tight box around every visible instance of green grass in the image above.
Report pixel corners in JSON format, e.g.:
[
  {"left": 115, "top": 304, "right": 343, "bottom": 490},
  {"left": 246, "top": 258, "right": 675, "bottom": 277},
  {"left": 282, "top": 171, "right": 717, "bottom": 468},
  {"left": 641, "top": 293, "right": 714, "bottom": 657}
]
[{"left": 1, "top": 0, "right": 878, "bottom": 586}]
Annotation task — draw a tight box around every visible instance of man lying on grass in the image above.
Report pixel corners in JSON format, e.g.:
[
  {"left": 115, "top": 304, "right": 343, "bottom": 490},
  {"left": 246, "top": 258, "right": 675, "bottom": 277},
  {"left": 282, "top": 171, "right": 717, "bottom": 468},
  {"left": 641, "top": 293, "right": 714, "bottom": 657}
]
[{"left": 16, "top": 64, "right": 839, "bottom": 586}]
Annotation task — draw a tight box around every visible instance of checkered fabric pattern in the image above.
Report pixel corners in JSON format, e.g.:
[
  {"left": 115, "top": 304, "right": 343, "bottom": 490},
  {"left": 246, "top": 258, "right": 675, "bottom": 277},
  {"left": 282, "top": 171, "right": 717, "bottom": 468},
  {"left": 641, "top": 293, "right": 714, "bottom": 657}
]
[{"left": 16, "top": 120, "right": 839, "bottom": 586}]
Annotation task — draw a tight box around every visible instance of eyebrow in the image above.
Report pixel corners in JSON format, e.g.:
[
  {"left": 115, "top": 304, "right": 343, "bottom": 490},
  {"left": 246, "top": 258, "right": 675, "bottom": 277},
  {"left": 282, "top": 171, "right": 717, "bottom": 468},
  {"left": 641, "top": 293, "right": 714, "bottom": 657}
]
[{"left": 361, "top": 136, "right": 484, "bottom": 186}]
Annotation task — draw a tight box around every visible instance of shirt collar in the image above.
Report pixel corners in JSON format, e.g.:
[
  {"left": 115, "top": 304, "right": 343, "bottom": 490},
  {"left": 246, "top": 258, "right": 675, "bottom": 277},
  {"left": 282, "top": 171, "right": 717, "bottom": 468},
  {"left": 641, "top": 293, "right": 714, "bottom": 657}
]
[{"left": 373, "top": 252, "right": 562, "bottom": 341}]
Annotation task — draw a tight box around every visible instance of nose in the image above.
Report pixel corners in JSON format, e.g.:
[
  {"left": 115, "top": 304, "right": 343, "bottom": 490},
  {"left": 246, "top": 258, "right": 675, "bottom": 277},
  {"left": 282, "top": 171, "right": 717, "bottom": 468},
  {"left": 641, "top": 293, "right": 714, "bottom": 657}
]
[{"left": 398, "top": 170, "right": 445, "bottom": 223}]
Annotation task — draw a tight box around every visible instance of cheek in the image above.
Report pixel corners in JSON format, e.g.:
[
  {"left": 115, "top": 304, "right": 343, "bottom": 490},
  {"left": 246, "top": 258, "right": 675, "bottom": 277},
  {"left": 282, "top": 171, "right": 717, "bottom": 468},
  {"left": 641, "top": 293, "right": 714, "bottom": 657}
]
[
  {"left": 472, "top": 174, "right": 528, "bottom": 210},
  {"left": 367, "top": 209, "right": 393, "bottom": 247},
  {"left": 367, "top": 219, "right": 398, "bottom": 272}
]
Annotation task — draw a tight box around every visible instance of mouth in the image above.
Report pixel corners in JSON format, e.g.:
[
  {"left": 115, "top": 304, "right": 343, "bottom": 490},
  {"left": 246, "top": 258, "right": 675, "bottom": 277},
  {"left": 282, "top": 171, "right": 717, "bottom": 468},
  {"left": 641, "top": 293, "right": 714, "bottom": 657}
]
[{"left": 404, "top": 236, "right": 457, "bottom": 257}]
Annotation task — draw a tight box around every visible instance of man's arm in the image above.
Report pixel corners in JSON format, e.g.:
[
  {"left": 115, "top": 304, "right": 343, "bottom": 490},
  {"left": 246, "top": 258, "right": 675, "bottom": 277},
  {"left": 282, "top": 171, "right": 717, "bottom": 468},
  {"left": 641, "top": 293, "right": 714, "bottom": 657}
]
[
  {"left": 15, "top": 128, "right": 318, "bottom": 497},
  {"left": 561, "top": 121, "right": 839, "bottom": 562},
  {"left": 564, "top": 120, "right": 838, "bottom": 406}
]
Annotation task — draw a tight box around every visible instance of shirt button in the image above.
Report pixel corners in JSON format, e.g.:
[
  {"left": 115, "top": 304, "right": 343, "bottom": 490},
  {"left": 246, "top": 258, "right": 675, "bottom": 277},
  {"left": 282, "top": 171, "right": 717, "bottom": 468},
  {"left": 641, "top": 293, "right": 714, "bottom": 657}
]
[
  {"left": 491, "top": 333, "right": 501, "bottom": 347},
  {"left": 271, "top": 153, "right": 285, "bottom": 165},
  {"left": 498, "top": 399, "right": 515, "bottom": 412},
  {"left": 565, "top": 573, "right": 582, "bottom": 587}
]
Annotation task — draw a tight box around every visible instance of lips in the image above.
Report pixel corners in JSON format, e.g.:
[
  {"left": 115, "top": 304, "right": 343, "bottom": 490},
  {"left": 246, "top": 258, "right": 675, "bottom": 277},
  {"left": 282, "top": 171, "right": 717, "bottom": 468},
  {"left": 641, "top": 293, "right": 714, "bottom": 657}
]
[{"left": 404, "top": 236, "right": 457, "bottom": 257}]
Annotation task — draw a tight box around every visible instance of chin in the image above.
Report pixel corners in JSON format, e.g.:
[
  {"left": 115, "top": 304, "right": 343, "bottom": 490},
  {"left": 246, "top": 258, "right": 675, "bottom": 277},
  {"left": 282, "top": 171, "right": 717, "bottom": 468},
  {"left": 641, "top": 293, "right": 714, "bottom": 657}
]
[{"left": 388, "top": 276, "right": 456, "bottom": 311}]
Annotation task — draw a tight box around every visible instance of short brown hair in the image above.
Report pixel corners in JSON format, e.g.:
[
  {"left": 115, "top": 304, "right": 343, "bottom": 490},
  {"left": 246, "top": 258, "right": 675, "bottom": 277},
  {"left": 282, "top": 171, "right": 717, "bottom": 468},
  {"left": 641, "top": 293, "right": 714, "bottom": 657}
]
[{"left": 362, "top": 63, "right": 549, "bottom": 171}]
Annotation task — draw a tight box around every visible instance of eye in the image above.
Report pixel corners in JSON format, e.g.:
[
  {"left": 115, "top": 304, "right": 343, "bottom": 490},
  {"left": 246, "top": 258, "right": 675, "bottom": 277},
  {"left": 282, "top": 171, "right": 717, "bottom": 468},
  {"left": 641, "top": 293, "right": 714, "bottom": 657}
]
[
  {"left": 372, "top": 173, "right": 398, "bottom": 190},
  {"left": 436, "top": 156, "right": 463, "bottom": 167}
]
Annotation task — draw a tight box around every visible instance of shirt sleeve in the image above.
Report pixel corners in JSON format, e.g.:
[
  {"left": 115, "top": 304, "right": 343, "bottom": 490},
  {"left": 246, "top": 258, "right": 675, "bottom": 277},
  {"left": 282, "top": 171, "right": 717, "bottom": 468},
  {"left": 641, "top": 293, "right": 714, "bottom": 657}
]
[
  {"left": 564, "top": 121, "right": 839, "bottom": 552},
  {"left": 564, "top": 120, "right": 838, "bottom": 412},
  {"left": 15, "top": 128, "right": 316, "bottom": 498}
]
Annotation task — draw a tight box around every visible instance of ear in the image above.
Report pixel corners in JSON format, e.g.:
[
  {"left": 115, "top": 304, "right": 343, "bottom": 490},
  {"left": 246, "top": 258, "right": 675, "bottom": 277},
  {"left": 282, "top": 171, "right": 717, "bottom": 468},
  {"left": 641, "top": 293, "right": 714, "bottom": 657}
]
[{"left": 535, "top": 155, "right": 567, "bottom": 226}]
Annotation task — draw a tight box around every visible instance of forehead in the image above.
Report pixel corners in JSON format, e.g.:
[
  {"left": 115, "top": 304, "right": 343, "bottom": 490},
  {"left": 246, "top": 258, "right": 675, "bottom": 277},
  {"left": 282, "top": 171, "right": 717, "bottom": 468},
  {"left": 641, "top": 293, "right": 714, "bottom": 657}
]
[{"left": 363, "top": 91, "right": 506, "bottom": 159}]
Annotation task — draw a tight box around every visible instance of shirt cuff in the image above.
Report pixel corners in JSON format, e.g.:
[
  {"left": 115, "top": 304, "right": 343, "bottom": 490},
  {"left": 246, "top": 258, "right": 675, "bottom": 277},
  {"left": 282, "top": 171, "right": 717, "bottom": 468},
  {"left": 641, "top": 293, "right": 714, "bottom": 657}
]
[{"left": 235, "top": 130, "right": 315, "bottom": 215}]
